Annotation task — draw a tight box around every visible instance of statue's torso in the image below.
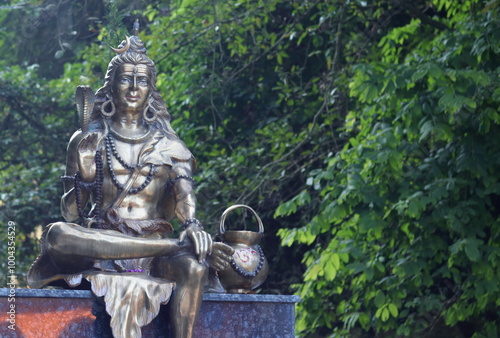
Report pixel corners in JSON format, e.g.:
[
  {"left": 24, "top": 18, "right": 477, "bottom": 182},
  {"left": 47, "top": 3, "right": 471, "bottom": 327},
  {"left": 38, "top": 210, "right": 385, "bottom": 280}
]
[
  {"left": 68, "top": 127, "right": 193, "bottom": 225},
  {"left": 101, "top": 139, "right": 171, "bottom": 221}
]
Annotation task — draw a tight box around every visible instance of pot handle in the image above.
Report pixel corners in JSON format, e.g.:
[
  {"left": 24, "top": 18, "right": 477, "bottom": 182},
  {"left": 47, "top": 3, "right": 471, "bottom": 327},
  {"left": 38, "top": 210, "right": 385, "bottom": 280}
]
[{"left": 219, "top": 204, "right": 264, "bottom": 234}]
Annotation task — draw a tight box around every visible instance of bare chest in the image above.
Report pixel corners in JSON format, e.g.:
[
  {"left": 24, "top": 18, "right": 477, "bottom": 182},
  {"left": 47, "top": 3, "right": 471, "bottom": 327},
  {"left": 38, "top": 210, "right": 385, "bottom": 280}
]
[{"left": 102, "top": 139, "right": 172, "bottom": 199}]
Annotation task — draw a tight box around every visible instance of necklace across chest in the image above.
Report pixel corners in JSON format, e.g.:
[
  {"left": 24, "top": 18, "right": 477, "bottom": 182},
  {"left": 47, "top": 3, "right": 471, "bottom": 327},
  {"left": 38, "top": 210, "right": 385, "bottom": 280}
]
[{"left": 104, "top": 133, "right": 157, "bottom": 194}]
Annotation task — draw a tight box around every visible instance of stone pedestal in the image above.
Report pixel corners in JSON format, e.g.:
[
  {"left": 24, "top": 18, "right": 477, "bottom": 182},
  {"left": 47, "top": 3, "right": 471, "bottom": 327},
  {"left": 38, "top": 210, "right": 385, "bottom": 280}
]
[{"left": 0, "top": 288, "right": 298, "bottom": 337}]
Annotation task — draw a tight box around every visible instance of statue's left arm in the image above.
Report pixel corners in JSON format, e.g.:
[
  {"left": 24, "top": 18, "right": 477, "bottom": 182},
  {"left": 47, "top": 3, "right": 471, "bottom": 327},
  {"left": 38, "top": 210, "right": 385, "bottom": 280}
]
[
  {"left": 170, "top": 158, "right": 197, "bottom": 223},
  {"left": 169, "top": 158, "right": 213, "bottom": 263}
]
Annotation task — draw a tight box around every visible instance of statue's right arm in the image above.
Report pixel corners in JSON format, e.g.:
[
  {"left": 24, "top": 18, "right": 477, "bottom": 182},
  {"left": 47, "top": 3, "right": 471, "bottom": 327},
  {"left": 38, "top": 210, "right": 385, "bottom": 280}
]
[{"left": 60, "top": 130, "right": 95, "bottom": 222}]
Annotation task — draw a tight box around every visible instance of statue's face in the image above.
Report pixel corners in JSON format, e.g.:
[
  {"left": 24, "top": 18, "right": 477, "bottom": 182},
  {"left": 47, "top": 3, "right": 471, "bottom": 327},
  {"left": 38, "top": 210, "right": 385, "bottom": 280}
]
[{"left": 112, "top": 63, "right": 151, "bottom": 113}]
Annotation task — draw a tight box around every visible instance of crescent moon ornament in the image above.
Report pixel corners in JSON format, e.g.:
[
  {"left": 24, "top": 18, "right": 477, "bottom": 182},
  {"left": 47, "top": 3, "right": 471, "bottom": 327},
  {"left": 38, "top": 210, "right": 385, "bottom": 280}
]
[{"left": 110, "top": 36, "right": 131, "bottom": 54}]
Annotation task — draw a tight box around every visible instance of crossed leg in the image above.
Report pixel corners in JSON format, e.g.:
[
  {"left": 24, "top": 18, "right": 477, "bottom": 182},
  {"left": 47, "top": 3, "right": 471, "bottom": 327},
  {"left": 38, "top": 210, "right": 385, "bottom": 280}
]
[
  {"left": 33, "top": 222, "right": 231, "bottom": 338},
  {"left": 44, "top": 222, "right": 180, "bottom": 260}
]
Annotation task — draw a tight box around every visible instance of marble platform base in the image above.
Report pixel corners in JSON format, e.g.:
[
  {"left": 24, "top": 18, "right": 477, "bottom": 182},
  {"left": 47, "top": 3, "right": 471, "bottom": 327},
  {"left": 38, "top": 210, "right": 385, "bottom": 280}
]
[{"left": 0, "top": 288, "right": 298, "bottom": 337}]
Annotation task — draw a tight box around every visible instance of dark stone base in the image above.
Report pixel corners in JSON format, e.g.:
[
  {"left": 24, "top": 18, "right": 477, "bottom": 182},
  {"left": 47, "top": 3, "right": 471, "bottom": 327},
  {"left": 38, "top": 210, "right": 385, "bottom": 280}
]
[{"left": 0, "top": 288, "right": 298, "bottom": 337}]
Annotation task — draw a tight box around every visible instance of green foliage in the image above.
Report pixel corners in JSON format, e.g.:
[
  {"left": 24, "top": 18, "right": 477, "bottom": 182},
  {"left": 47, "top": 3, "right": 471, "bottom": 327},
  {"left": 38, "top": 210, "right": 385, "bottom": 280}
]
[
  {"left": 101, "top": 3, "right": 128, "bottom": 48},
  {"left": 277, "top": 1, "right": 500, "bottom": 336}
]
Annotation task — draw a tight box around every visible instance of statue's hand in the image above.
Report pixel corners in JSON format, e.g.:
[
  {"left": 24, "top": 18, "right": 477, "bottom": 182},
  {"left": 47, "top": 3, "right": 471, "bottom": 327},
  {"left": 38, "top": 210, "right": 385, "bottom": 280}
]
[
  {"left": 77, "top": 133, "right": 99, "bottom": 182},
  {"left": 179, "top": 225, "right": 213, "bottom": 263},
  {"left": 207, "top": 242, "right": 235, "bottom": 271}
]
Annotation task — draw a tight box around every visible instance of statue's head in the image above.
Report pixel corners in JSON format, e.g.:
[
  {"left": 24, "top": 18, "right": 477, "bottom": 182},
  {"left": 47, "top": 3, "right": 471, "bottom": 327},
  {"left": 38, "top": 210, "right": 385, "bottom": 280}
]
[
  {"left": 111, "top": 62, "right": 151, "bottom": 116},
  {"left": 93, "top": 27, "right": 174, "bottom": 134}
]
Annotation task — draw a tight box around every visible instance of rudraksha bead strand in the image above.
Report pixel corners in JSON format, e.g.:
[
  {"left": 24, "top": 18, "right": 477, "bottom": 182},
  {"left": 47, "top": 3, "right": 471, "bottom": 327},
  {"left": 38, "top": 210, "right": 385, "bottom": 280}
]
[
  {"left": 171, "top": 175, "right": 196, "bottom": 186},
  {"left": 105, "top": 135, "right": 157, "bottom": 194},
  {"left": 183, "top": 218, "right": 203, "bottom": 229},
  {"left": 128, "top": 164, "right": 157, "bottom": 194},
  {"left": 230, "top": 245, "right": 265, "bottom": 278},
  {"left": 91, "top": 150, "right": 104, "bottom": 227},
  {"left": 105, "top": 134, "right": 137, "bottom": 171},
  {"left": 74, "top": 171, "right": 87, "bottom": 221}
]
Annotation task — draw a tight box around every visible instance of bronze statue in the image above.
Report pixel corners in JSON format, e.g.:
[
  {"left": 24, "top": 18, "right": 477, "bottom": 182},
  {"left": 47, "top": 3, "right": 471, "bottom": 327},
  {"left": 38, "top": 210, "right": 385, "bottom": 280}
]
[{"left": 27, "top": 23, "right": 234, "bottom": 338}]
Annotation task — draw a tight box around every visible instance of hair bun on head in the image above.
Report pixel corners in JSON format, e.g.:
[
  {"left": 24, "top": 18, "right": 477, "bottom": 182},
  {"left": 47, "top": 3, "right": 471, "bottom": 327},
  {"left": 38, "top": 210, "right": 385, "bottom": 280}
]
[{"left": 111, "top": 19, "right": 147, "bottom": 54}]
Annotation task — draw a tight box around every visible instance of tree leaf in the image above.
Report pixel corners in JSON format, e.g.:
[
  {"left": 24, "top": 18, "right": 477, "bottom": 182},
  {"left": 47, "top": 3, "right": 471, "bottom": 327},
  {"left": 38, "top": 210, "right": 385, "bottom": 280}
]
[
  {"left": 388, "top": 303, "right": 398, "bottom": 318},
  {"left": 464, "top": 238, "right": 481, "bottom": 261},
  {"left": 374, "top": 291, "right": 386, "bottom": 308}
]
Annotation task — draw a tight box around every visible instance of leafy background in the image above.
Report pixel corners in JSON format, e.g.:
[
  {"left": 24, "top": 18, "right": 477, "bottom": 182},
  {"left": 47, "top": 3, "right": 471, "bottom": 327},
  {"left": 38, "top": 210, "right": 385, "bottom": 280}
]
[{"left": 0, "top": 0, "right": 499, "bottom": 336}]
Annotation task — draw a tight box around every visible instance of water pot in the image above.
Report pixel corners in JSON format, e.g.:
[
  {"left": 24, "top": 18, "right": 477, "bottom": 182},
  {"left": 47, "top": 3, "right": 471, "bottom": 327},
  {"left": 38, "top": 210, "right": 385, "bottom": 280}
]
[{"left": 217, "top": 204, "right": 269, "bottom": 293}]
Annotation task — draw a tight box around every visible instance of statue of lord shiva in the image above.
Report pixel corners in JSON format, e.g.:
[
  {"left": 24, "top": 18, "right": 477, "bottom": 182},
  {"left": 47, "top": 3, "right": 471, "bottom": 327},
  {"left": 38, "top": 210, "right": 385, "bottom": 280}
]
[{"left": 28, "top": 22, "right": 234, "bottom": 338}]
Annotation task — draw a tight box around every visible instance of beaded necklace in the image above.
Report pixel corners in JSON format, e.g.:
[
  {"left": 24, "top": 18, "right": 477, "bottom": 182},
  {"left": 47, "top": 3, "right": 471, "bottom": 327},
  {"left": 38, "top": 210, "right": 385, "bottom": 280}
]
[
  {"left": 61, "top": 149, "right": 104, "bottom": 227},
  {"left": 105, "top": 133, "right": 157, "bottom": 194}
]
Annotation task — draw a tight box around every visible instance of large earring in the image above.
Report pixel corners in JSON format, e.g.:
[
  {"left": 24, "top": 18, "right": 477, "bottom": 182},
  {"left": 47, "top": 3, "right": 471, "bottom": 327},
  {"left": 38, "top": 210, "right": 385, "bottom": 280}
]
[
  {"left": 101, "top": 99, "right": 116, "bottom": 118},
  {"left": 143, "top": 104, "right": 157, "bottom": 124}
]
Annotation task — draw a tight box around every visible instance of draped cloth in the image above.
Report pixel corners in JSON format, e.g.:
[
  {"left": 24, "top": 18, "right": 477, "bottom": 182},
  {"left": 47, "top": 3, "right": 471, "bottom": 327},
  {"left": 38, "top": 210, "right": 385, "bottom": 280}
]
[{"left": 75, "top": 272, "right": 173, "bottom": 338}]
